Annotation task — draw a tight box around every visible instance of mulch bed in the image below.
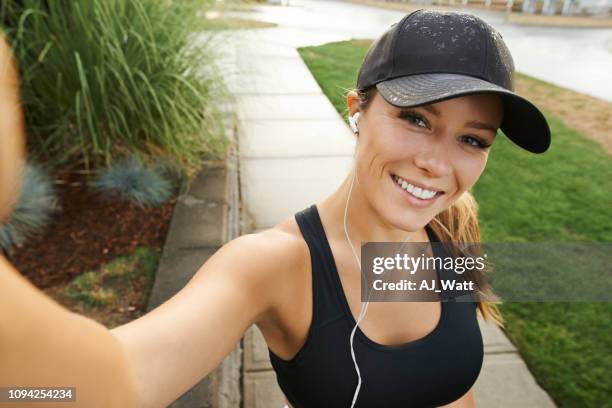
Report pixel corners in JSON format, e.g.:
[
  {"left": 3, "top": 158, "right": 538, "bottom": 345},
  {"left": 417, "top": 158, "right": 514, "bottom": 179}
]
[{"left": 6, "top": 165, "right": 178, "bottom": 290}]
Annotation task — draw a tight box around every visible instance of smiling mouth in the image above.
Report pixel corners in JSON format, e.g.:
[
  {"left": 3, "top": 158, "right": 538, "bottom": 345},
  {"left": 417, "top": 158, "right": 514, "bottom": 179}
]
[{"left": 391, "top": 174, "right": 445, "bottom": 201}]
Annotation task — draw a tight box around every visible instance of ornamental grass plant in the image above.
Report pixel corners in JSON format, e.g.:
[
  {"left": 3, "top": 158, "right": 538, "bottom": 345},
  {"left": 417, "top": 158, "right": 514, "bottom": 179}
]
[
  {"left": 0, "top": 162, "right": 57, "bottom": 252},
  {"left": 92, "top": 157, "right": 174, "bottom": 208},
  {"left": 1, "top": 0, "right": 229, "bottom": 171}
]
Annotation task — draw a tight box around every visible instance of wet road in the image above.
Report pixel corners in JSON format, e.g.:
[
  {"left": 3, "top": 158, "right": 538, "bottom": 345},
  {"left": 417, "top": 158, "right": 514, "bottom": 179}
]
[{"left": 230, "top": 0, "right": 612, "bottom": 102}]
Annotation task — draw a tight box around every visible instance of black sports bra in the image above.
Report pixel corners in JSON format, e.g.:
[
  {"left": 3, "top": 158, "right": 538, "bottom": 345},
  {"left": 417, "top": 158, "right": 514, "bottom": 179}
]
[{"left": 268, "top": 204, "right": 483, "bottom": 408}]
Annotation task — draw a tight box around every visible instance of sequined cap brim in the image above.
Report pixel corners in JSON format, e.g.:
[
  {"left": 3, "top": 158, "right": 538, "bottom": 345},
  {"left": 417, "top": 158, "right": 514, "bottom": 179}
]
[{"left": 376, "top": 73, "right": 551, "bottom": 154}]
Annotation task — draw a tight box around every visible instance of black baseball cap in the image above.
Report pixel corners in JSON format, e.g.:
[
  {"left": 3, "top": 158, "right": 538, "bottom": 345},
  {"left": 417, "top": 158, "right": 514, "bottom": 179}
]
[{"left": 356, "top": 9, "right": 551, "bottom": 153}]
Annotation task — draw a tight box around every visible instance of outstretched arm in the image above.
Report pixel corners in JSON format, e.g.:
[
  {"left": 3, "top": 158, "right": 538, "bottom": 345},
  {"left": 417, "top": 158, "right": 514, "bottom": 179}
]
[
  {"left": 1, "top": 231, "right": 284, "bottom": 408},
  {"left": 110, "top": 232, "right": 282, "bottom": 408}
]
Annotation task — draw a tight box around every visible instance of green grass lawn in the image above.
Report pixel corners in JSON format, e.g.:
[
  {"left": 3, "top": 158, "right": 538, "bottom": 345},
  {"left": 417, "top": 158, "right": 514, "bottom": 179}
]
[
  {"left": 55, "top": 247, "right": 161, "bottom": 328},
  {"left": 298, "top": 40, "right": 612, "bottom": 407},
  {"left": 65, "top": 247, "right": 159, "bottom": 310}
]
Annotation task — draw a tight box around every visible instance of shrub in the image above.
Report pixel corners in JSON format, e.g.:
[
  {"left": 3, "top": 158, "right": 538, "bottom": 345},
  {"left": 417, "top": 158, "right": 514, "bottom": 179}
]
[
  {"left": 92, "top": 157, "right": 174, "bottom": 208},
  {"left": 0, "top": 162, "right": 57, "bottom": 252},
  {"left": 1, "top": 0, "right": 230, "bottom": 170},
  {"left": 154, "top": 158, "right": 185, "bottom": 191}
]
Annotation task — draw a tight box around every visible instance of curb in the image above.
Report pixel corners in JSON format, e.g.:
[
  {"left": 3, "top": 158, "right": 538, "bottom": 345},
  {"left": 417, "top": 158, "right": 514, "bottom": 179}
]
[{"left": 146, "top": 108, "right": 243, "bottom": 407}]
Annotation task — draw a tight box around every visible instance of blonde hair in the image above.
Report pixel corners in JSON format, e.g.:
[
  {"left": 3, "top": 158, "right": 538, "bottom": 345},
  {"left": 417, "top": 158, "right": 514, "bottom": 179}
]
[
  {"left": 348, "top": 87, "right": 505, "bottom": 327},
  {"left": 0, "top": 32, "right": 26, "bottom": 223}
]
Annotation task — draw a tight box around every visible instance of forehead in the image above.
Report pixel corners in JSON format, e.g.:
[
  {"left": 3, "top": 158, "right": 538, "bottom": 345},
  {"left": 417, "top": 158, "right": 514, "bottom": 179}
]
[
  {"left": 374, "top": 91, "right": 501, "bottom": 109},
  {"left": 373, "top": 91, "right": 504, "bottom": 122}
]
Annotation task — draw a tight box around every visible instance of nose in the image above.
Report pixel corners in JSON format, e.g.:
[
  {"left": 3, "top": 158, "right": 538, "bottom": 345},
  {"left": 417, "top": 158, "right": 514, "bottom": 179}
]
[{"left": 412, "top": 136, "right": 452, "bottom": 178}]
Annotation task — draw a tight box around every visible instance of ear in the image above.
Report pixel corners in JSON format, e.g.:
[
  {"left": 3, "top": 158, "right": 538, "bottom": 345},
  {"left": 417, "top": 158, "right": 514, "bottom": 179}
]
[{"left": 346, "top": 90, "right": 360, "bottom": 118}]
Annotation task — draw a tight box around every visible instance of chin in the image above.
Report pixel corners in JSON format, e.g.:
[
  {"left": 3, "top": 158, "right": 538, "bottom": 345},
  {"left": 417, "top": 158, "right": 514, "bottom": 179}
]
[{"left": 374, "top": 199, "right": 431, "bottom": 235}]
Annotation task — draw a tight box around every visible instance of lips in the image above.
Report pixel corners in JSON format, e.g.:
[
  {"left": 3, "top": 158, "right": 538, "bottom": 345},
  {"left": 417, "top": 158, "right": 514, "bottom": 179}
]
[
  {"left": 390, "top": 173, "right": 444, "bottom": 207},
  {"left": 391, "top": 174, "right": 444, "bottom": 194}
]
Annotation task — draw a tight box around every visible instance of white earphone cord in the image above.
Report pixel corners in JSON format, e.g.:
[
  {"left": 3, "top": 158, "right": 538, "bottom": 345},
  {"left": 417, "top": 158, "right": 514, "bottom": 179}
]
[{"left": 344, "top": 143, "right": 420, "bottom": 407}]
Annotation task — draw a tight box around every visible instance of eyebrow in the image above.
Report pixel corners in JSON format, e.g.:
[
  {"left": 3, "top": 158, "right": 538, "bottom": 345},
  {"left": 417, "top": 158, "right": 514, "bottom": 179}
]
[{"left": 418, "top": 104, "right": 498, "bottom": 134}]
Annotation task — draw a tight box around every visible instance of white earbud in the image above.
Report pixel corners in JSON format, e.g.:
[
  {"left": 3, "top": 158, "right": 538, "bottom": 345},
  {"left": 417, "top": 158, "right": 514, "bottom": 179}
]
[{"left": 348, "top": 112, "right": 360, "bottom": 134}]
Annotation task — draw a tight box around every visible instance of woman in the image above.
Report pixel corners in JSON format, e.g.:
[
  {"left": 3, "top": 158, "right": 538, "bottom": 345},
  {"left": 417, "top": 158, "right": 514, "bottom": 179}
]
[{"left": 0, "top": 9, "right": 550, "bottom": 408}]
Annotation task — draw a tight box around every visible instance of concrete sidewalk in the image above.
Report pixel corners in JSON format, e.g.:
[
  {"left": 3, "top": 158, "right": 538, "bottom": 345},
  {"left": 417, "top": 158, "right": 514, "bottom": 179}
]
[{"left": 217, "top": 19, "right": 557, "bottom": 408}]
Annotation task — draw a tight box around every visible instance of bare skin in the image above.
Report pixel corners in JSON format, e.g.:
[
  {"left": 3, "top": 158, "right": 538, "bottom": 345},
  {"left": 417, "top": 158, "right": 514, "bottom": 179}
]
[
  {"left": 0, "top": 34, "right": 25, "bottom": 219},
  {"left": 0, "top": 43, "right": 502, "bottom": 407}
]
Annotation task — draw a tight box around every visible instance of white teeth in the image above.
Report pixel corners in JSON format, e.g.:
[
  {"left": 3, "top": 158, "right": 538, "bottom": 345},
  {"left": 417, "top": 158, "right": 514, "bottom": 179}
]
[{"left": 393, "top": 175, "right": 439, "bottom": 200}]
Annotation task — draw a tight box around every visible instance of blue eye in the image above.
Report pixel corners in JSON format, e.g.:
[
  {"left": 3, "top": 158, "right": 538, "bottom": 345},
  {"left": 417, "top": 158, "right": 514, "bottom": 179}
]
[
  {"left": 462, "top": 135, "right": 491, "bottom": 149},
  {"left": 400, "top": 110, "right": 492, "bottom": 150},
  {"left": 399, "top": 111, "right": 428, "bottom": 128}
]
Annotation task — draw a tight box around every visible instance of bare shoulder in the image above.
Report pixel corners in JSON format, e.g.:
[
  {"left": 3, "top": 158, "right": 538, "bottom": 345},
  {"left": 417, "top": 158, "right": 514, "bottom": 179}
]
[
  {"left": 189, "top": 215, "right": 309, "bottom": 323},
  {"left": 257, "top": 215, "right": 307, "bottom": 258},
  {"left": 217, "top": 216, "right": 306, "bottom": 277}
]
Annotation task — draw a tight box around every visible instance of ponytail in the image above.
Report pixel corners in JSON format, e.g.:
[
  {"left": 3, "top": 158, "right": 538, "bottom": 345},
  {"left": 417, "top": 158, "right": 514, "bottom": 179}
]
[{"left": 429, "top": 191, "right": 505, "bottom": 327}]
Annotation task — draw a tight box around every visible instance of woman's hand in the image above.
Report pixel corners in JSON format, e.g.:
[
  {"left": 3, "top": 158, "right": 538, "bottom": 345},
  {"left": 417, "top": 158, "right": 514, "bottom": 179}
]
[
  {"left": 0, "top": 31, "right": 25, "bottom": 220},
  {"left": 0, "top": 31, "right": 140, "bottom": 407},
  {"left": 1, "top": 30, "right": 140, "bottom": 407}
]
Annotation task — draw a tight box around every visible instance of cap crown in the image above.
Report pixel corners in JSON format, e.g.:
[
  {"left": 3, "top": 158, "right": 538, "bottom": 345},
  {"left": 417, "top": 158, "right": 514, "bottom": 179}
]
[{"left": 357, "top": 10, "right": 515, "bottom": 91}]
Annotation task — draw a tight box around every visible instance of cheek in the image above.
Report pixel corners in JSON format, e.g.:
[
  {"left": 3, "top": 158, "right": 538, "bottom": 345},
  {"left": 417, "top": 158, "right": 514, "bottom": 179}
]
[
  {"left": 357, "top": 140, "right": 411, "bottom": 205},
  {"left": 453, "top": 154, "right": 489, "bottom": 192},
  {"left": 356, "top": 131, "right": 396, "bottom": 175},
  {"left": 369, "top": 127, "right": 415, "bottom": 164}
]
